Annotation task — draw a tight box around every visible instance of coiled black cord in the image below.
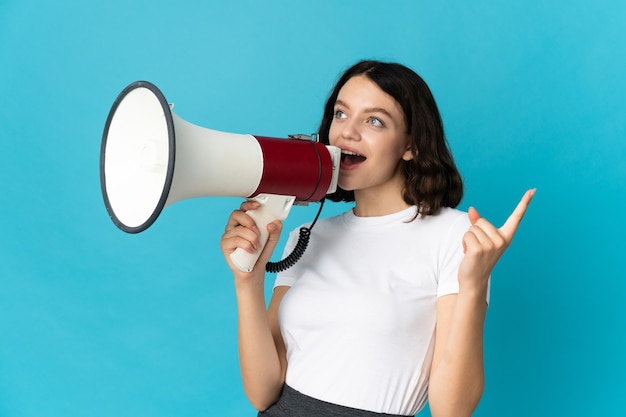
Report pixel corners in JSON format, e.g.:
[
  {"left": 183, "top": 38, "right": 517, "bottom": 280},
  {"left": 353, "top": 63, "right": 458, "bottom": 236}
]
[{"left": 265, "top": 198, "right": 325, "bottom": 273}]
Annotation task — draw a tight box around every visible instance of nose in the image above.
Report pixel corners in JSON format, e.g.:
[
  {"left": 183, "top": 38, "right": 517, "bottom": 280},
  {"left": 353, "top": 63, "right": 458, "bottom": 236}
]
[{"left": 340, "top": 118, "right": 360, "bottom": 142}]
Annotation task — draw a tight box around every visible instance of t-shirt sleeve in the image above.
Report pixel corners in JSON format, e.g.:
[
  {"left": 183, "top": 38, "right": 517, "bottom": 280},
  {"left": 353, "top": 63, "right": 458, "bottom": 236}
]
[
  {"left": 437, "top": 213, "right": 468, "bottom": 298},
  {"left": 436, "top": 212, "right": 491, "bottom": 303}
]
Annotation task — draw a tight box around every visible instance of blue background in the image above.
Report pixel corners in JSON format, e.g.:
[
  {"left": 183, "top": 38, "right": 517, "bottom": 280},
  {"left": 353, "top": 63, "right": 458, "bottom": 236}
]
[{"left": 1, "top": 1, "right": 625, "bottom": 416}]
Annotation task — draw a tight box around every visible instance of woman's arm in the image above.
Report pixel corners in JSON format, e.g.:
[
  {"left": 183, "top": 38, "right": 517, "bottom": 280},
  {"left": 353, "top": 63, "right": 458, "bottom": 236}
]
[
  {"left": 220, "top": 201, "right": 288, "bottom": 410},
  {"left": 428, "top": 291, "right": 487, "bottom": 417},
  {"left": 428, "top": 189, "right": 535, "bottom": 417},
  {"left": 235, "top": 281, "right": 289, "bottom": 410}
]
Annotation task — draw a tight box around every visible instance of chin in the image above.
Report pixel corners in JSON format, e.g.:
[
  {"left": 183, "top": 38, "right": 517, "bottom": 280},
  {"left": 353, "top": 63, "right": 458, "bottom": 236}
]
[
  {"left": 337, "top": 182, "right": 358, "bottom": 192},
  {"left": 337, "top": 177, "right": 353, "bottom": 191}
]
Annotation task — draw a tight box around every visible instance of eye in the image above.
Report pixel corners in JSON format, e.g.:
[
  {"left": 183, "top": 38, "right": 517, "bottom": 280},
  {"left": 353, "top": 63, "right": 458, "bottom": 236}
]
[
  {"left": 368, "top": 117, "right": 384, "bottom": 127},
  {"left": 334, "top": 109, "right": 347, "bottom": 119}
]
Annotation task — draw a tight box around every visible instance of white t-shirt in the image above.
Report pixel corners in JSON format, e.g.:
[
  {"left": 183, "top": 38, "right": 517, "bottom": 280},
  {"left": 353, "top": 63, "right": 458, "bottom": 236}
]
[{"left": 274, "top": 206, "right": 482, "bottom": 416}]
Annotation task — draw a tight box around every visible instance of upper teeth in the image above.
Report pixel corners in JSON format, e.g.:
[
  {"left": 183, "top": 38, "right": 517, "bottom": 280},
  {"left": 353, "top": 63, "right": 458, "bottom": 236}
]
[{"left": 342, "top": 150, "right": 361, "bottom": 156}]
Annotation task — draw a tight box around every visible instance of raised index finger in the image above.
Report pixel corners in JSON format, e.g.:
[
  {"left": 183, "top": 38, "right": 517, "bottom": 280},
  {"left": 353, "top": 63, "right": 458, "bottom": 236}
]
[{"left": 499, "top": 189, "right": 536, "bottom": 241}]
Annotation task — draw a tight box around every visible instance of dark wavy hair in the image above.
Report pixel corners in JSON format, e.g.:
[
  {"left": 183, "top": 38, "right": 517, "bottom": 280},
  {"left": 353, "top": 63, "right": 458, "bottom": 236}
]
[{"left": 318, "top": 60, "right": 463, "bottom": 216}]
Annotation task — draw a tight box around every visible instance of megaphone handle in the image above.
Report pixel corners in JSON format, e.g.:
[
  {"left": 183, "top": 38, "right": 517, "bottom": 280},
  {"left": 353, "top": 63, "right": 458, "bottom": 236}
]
[{"left": 230, "top": 194, "right": 296, "bottom": 272}]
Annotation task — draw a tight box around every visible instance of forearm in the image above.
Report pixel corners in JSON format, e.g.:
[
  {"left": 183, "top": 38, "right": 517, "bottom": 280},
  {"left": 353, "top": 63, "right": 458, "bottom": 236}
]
[
  {"left": 235, "top": 278, "right": 284, "bottom": 410},
  {"left": 429, "top": 286, "right": 488, "bottom": 417}
]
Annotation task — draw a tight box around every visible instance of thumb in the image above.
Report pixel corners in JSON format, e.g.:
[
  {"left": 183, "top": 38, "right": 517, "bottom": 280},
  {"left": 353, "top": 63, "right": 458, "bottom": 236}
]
[
  {"left": 468, "top": 206, "right": 481, "bottom": 225},
  {"left": 257, "top": 221, "right": 283, "bottom": 265}
]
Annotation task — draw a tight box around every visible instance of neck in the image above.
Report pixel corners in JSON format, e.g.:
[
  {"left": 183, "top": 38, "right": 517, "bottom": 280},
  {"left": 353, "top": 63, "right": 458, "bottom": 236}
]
[{"left": 353, "top": 189, "right": 411, "bottom": 217}]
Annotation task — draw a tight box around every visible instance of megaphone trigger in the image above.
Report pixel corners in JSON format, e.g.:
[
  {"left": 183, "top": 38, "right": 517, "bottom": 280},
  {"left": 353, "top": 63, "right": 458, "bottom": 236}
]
[{"left": 230, "top": 194, "right": 296, "bottom": 272}]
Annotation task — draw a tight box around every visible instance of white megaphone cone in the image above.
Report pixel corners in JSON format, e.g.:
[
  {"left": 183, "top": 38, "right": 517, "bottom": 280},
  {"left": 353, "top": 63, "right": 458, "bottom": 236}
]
[{"left": 100, "top": 81, "right": 340, "bottom": 272}]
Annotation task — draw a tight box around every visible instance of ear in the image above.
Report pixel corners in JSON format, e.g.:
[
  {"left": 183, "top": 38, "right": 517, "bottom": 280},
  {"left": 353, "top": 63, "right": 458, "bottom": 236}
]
[{"left": 402, "top": 139, "right": 416, "bottom": 161}]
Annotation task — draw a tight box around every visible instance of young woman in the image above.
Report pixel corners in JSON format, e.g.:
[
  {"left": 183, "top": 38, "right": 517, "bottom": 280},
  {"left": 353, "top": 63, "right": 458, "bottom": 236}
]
[{"left": 220, "top": 60, "right": 534, "bottom": 417}]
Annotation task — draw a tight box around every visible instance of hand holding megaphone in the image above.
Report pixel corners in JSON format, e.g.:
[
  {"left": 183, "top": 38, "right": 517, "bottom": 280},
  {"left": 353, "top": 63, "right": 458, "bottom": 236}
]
[
  {"left": 100, "top": 81, "right": 340, "bottom": 272},
  {"left": 221, "top": 195, "right": 291, "bottom": 273},
  {"left": 229, "top": 194, "right": 295, "bottom": 272}
]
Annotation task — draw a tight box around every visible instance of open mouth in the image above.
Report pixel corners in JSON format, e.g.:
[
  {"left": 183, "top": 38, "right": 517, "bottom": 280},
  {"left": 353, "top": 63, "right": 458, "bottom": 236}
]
[{"left": 340, "top": 149, "right": 366, "bottom": 167}]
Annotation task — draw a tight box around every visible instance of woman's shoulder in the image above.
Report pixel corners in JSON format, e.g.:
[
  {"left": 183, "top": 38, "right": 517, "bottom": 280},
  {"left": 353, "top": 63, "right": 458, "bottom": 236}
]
[
  {"left": 419, "top": 206, "right": 470, "bottom": 236},
  {"left": 285, "top": 208, "right": 351, "bottom": 238},
  {"left": 430, "top": 206, "right": 468, "bottom": 222}
]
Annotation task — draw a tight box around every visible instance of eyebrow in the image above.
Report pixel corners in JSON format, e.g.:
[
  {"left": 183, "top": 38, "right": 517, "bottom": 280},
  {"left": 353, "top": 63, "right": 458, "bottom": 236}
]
[{"left": 334, "top": 99, "right": 395, "bottom": 120}]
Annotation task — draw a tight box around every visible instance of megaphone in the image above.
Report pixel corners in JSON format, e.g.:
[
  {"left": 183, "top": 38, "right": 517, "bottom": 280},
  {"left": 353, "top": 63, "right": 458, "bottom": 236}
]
[{"left": 100, "top": 81, "right": 340, "bottom": 272}]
